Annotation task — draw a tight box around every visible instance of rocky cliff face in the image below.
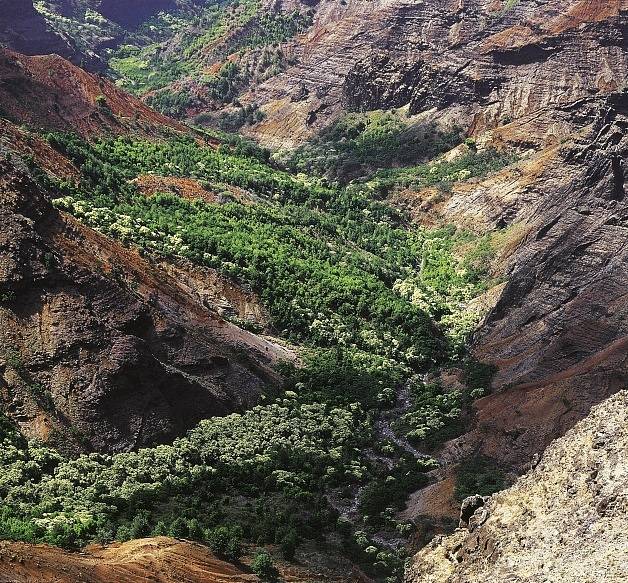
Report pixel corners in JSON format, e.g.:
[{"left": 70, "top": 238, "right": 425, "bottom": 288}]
[
  {"left": 0, "top": 145, "right": 292, "bottom": 454},
  {"left": 242, "top": 0, "right": 628, "bottom": 148},
  {"left": 241, "top": 0, "right": 405, "bottom": 148},
  {"left": 343, "top": 0, "right": 628, "bottom": 125},
  {"left": 405, "top": 390, "right": 628, "bottom": 582},
  {"left": 410, "top": 90, "right": 627, "bottom": 475}
]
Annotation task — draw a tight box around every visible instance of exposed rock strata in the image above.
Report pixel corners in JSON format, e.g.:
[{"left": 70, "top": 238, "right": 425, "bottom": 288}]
[
  {"left": 0, "top": 535, "right": 364, "bottom": 583},
  {"left": 0, "top": 156, "right": 292, "bottom": 454},
  {"left": 405, "top": 390, "right": 628, "bottom": 583},
  {"left": 447, "top": 92, "right": 628, "bottom": 470},
  {"left": 401, "top": 92, "right": 628, "bottom": 539},
  {"left": 242, "top": 0, "right": 628, "bottom": 148}
]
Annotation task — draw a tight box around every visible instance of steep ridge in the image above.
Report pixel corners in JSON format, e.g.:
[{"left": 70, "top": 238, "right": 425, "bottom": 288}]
[
  {"left": 0, "top": 2, "right": 627, "bottom": 580},
  {"left": 0, "top": 147, "right": 292, "bottom": 453},
  {"left": 242, "top": 0, "right": 628, "bottom": 147},
  {"left": 241, "top": 0, "right": 408, "bottom": 148},
  {"left": 398, "top": 91, "right": 628, "bottom": 544},
  {"left": 0, "top": 48, "right": 186, "bottom": 137},
  {"left": 405, "top": 390, "right": 628, "bottom": 582},
  {"left": 0, "top": 537, "right": 257, "bottom": 583}
]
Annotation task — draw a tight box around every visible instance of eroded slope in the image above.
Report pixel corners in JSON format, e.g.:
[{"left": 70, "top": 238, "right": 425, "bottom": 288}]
[
  {"left": 0, "top": 537, "right": 257, "bottom": 583},
  {"left": 0, "top": 152, "right": 291, "bottom": 453},
  {"left": 0, "top": 48, "right": 186, "bottom": 137},
  {"left": 406, "top": 390, "right": 628, "bottom": 582}
]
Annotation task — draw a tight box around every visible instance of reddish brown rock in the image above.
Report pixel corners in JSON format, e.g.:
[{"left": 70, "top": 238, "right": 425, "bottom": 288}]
[
  {"left": 0, "top": 154, "right": 292, "bottom": 454},
  {"left": 0, "top": 537, "right": 258, "bottom": 583},
  {"left": 0, "top": 48, "right": 187, "bottom": 137}
]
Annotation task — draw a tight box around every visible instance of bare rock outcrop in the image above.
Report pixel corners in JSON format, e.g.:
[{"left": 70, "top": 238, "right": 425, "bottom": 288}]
[
  {"left": 242, "top": 0, "right": 628, "bottom": 148},
  {"left": 405, "top": 390, "right": 628, "bottom": 583},
  {"left": 442, "top": 91, "right": 628, "bottom": 471},
  {"left": 398, "top": 90, "right": 628, "bottom": 542}
]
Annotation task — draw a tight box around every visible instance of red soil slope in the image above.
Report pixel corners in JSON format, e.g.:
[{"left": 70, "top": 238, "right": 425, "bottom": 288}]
[
  {"left": 0, "top": 537, "right": 257, "bottom": 583},
  {"left": 0, "top": 48, "right": 186, "bottom": 137}
]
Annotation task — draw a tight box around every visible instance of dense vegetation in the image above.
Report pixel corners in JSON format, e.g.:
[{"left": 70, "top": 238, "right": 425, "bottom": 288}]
[
  {"left": 48, "top": 133, "right": 501, "bottom": 370},
  {"left": 36, "top": 0, "right": 311, "bottom": 124},
  {"left": 280, "top": 110, "right": 463, "bottom": 183},
  {"left": 0, "top": 400, "right": 368, "bottom": 551},
  {"left": 106, "top": 0, "right": 311, "bottom": 120},
  {"left": 368, "top": 140, "right": 517, "bottom": 196},
  {"left": 1, "top": 127, "right": 514, "bottom": 580}
]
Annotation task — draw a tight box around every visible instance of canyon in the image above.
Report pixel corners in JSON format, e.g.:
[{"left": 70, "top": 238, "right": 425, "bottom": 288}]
[{"left": 0, "top": 0, "right": 627, "bottom": 581}]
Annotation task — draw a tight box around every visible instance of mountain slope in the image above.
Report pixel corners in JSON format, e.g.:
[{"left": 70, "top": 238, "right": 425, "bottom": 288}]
[
  {"left": 0, "top": 48, "right": 186, "bottom": 137},
  {"left": 411, "top": 91, "right": 628, "bottom": 472},
  {"left": 405, "top": 390, "right": 628, "bottom": 582},
  {"left": 1, "top": 1, "right": 628, "bottom": 580},
  {"left": 0, "top": 135, "right": 291, "bottom": 453},
  {"left": 241, "top": 0, "right": 628, "bottom": 147}
]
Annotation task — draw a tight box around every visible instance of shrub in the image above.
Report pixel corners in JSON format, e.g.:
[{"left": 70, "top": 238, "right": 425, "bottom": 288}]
[
  {"left": 454, "top": 456, "right": 507, "bottom": 501},
  {"left": 130, "top": 512, "right": 151, "bottom": 539},
  {"left": 251, "top": 550, "right": 278, "bottom": 580},
  {"left": 116, "top": 525, "right": 133, "bottom": 542},
  {"left": 282, "top": 112, "right": 462, "bottom": 182},
  {"left": 152, "top": 521, "right": 168, "bottom": 536},
  {"left": 464, "top": 360, "right": 497, "bottom": 393},
  {"left": 187, "top": 518, "right": 204, "bottom": 540},
  {"left": 206, "top": 525, "right": 243, "bottom": 561},
  {"left": 168, "top": 517, "right": 189, "bottom": 539},
  {"left": 279, "top": 528, "right": 299, "bottom": 561}
]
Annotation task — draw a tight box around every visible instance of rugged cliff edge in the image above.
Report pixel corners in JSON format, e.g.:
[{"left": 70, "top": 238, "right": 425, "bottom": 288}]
[
  {"left": 405, "top": 390, "right": 628, "bottom": 583},
  {"left": 242, "top": 0, "right": 628, "bottom": 147}
]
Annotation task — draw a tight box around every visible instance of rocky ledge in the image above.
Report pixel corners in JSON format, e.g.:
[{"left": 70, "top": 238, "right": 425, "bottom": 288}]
[{"left": 405, "top": 390, "right": 628, "bottom": 583}]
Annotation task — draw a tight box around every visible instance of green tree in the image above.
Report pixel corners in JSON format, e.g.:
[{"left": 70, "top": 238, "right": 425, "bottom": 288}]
[
  {"left": 187, "top": 518, "right": 204, "bottom": 540},
  {"left": 168, "top": 517, "right": 189, "bottom": 539},
  {"left": 251, "top": 550, "right": 278, "bottom": 581},
  {"left": 206, "top": 525, "right": 243, "bottom": 561},
  {"left": 152, "top": 521, "right": 168, "bottom": 536},
  {"left": 116, "top": 525, "right": 133, "bottom": 542},
  {"left": 130, "top": 512, "right": 151, "bottom": 539}
]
